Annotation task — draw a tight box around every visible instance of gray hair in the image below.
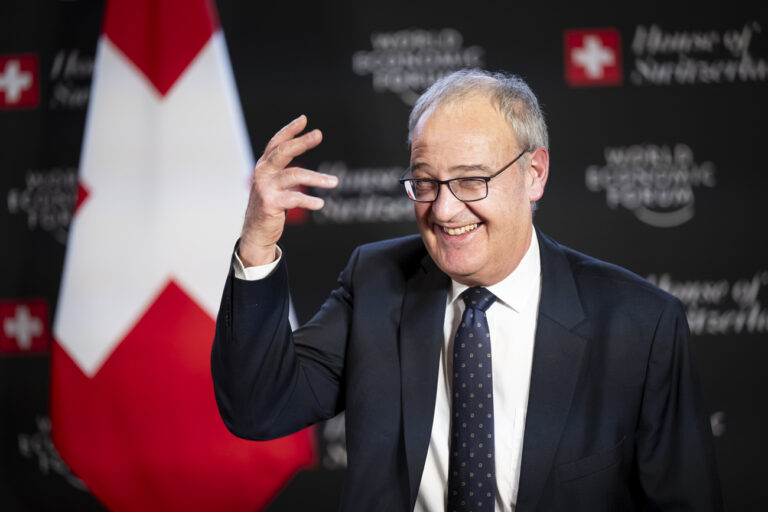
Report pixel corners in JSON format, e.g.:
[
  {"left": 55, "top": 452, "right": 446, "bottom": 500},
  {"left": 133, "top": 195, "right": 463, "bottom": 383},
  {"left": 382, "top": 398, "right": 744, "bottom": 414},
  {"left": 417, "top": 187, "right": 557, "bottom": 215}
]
[{"left": 407, "top": 69, "right": 549, "bottom": 152}]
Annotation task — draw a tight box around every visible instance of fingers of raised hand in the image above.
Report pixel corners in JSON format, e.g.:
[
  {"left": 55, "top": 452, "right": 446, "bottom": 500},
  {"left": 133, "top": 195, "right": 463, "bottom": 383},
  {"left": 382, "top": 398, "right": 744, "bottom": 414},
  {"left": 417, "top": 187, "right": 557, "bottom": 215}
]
[
  {"left": 277, "top": 167, "right": 338, "bottom": 190},
  {"left": 267, "top": 129, "right": 322, "bottom": 169},
  {"left": 257, "top": 184, "right": 325, "bottom": 213},
  {"left": 260, "top": 116, "right": 322, "bottom": 169},
  {"left": 282, "top": 189, "right": 325, "bottom": 211},
  {"left": 263, "top": 114, "right": 308, "bottom": 156},
  {"left": 252, "top": 166, "right": 337, "bottom": 216}
]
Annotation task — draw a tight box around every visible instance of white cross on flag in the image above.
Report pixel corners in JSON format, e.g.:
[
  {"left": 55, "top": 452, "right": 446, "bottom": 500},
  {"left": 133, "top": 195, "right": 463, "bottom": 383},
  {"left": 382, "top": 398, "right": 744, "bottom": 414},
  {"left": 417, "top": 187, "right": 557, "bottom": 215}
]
[
  {"left": 564, "top": 28, "right": 623, "bottom": 87},
  {"left": 51, "top": 0, "right": 313, "bottom": 509},
  {"left": 0, "top": 299, "right": 49, "bottom": 353},
  {"left": 0, "top": 54, "right": 39, "bottom": 108}
]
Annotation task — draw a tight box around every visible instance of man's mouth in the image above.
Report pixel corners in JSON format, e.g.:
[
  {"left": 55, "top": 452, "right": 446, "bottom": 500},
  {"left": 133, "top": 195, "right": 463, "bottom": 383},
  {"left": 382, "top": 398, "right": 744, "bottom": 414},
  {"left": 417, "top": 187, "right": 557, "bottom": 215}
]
[{"left": 442, "top": 223, "right": 479, "bottom": 236}]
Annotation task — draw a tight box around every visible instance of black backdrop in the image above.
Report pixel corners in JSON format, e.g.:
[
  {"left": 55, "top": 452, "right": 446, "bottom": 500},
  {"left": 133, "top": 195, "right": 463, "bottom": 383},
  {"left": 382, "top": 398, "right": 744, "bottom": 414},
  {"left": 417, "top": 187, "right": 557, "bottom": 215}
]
[{"left": 1, "top": 0, "right": 766, "bottom": 510}]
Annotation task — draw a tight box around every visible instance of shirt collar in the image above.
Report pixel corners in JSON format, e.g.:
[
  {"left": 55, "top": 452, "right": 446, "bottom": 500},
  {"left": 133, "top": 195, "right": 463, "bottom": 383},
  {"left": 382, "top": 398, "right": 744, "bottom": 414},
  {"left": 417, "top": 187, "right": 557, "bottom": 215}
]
[{"left": 448, "top": 230, "right": 541, "bottom": 313}]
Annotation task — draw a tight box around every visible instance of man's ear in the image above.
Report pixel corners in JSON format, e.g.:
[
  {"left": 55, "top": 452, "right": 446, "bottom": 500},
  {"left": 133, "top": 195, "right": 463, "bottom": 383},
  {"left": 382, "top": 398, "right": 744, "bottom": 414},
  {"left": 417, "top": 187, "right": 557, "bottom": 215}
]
[{"left": 526, "top": 146, "right": 549, "bottom": 202}]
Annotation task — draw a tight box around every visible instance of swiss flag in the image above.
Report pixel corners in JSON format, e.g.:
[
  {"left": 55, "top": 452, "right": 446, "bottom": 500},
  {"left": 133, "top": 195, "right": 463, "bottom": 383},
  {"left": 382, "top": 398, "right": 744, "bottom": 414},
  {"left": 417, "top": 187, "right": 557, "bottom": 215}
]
[
  {"left": 51, "top": 1, "right": 314, "bottom": 510},
  {"left": 564, "top": 28, "right": 622, "bottom": 87},
  {"left": 0, "top": 299, "right": 49, "bottom": 354},
  {"left": 0, "top": 54, "right": 39, "bottom": 108}
]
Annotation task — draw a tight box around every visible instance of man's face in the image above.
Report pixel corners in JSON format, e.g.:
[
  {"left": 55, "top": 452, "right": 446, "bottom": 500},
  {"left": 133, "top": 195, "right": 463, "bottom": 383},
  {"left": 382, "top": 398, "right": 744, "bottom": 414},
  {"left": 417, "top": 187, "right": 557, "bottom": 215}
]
[{"left": 410, "top": 94, "right": 548, "bottom": 286}]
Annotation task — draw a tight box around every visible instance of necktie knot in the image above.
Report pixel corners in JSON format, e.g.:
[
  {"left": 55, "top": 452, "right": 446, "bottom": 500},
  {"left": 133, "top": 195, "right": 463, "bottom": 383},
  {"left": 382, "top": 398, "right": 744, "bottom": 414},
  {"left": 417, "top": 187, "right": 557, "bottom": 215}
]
[{"left": 461, "top": 287, "right": 496, "bottom": 313}]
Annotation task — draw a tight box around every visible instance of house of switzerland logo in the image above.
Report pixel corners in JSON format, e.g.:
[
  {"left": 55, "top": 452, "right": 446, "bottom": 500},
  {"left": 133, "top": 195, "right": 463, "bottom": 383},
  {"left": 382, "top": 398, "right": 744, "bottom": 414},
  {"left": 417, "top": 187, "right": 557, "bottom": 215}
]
[
  {"left": 311, "top": 162, "right": 414, "bottom": 223},
  {"left": 630, "top": 21, "right": 767, "bottom": 85},
  {"left": 647, "top": 271, "right": 768, "bottom": 336}
]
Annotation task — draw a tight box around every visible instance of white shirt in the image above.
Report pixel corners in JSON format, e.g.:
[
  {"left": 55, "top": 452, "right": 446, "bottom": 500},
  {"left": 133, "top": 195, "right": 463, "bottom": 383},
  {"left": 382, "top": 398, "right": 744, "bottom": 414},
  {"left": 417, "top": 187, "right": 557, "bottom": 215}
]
[
  {"left": 415, "top": 234, "right": 541, "bottom": 512},
  {"left": 234, "top": 234, "right": 542, "bottom": 512},
  {"left": 233, "top": 246, "right": 282, "bottom": 280}
]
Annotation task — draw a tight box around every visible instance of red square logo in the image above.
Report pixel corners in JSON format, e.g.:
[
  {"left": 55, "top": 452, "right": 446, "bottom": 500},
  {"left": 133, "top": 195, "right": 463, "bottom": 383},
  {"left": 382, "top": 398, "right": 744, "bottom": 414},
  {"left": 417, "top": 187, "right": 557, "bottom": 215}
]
[
  {"left": 0, "top": 300, "right": 50, "bottom": 354},
  {"left": 564, "top": 29, "right": 622, "bottom": 87},
  {"left": 0, "top": 54, "right": 40, "bottom": 108}
]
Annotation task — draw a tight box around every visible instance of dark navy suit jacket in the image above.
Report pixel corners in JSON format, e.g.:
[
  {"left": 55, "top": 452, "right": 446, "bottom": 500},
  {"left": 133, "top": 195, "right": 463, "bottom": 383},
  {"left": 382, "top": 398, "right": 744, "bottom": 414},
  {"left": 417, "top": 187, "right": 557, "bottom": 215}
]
[{"left": 211, "top": 231, "right": 722, "bottom": 511}]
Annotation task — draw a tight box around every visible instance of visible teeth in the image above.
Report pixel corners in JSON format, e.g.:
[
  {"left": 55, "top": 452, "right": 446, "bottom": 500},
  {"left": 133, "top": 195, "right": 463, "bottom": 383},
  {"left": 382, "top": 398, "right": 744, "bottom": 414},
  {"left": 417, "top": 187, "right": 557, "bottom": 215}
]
[{"left": 443, "top": 223, "right": 478, "bottom": 236}]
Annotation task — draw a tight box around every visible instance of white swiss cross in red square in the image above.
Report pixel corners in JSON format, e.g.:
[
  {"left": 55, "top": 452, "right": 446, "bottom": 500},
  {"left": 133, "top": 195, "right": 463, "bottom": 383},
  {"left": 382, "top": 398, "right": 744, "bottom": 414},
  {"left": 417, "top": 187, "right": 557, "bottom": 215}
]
[
  {"left": 0, "top": 54, "right": 40, "bottom": 108},
  {"left": 564, "top": 29, "right": 622, "bottom": 87},
  {"left": 0, "top": 300, "right": 49, "bottom": 354}
]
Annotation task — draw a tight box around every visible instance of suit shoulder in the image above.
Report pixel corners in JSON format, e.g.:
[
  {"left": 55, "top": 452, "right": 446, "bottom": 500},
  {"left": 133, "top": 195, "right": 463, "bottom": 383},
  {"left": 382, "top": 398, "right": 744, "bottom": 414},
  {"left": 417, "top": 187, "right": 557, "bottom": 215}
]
[
  {"left": 332, "top": 234, "right": 430, "bottom": 287},
  {"left": 557, "top": 241, "right": 681, "bottom": 310},
  {"left": 354, "top": 234, "right": 426, "bottom": 266}
]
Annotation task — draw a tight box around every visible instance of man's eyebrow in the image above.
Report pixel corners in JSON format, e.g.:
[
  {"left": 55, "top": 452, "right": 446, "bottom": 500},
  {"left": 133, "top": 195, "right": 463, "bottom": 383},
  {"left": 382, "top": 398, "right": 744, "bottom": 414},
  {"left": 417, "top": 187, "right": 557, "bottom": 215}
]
[
  {"left": 448, "top": 163, "right": 492, "bottom": 174},
  {"left": 409, "top": 162, "right": 492, "bottom": 174}
]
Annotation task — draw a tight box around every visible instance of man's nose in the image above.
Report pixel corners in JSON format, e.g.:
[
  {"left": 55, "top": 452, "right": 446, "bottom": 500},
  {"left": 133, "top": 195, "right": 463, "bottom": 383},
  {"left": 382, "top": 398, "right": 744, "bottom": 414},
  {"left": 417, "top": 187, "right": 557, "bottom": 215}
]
[{"left": 431, "top": 183, "right": 465, "bottom": 220}]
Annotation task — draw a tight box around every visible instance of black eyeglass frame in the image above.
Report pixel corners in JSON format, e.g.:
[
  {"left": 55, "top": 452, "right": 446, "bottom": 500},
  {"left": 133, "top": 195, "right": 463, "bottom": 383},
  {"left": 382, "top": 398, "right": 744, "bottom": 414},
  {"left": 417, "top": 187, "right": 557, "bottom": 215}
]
[{"left": 399, "top": 148, "right": 531, "bottom": 203}]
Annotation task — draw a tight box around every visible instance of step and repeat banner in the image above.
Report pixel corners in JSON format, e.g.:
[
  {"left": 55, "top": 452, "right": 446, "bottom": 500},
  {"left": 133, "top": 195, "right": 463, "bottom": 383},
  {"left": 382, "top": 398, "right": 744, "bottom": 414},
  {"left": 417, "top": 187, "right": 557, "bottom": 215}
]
[{"left": 1, "top": 0, "right": 765, "bottom": 510}]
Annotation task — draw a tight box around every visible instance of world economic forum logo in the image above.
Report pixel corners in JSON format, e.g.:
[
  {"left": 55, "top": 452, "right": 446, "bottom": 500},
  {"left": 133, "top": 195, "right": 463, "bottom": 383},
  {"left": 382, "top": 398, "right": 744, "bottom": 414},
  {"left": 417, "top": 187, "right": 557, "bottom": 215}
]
[
  {"left": 584, "top": 143, "right": 716, "bottom": 228},
  {"left": 352, "top": 28, "right": 485, "bottom": 105}
]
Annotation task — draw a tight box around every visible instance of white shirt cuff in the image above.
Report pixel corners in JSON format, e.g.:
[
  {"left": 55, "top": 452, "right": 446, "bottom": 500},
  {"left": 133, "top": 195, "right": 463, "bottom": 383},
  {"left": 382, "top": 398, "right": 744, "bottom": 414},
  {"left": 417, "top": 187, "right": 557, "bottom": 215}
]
[{"left": 233, "top": 246, "right": 283, "bottom": 281}]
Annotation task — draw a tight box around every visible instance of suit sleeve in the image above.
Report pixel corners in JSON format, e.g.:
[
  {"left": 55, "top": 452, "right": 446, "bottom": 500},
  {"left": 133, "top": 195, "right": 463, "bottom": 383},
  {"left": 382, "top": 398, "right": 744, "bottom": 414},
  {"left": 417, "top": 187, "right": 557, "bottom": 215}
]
[
  {"left": 211, "top": 248, "right": 360, "bottom": 440},
  {"left": 636, "top": 297, "right": 724, "bottom": 511}
]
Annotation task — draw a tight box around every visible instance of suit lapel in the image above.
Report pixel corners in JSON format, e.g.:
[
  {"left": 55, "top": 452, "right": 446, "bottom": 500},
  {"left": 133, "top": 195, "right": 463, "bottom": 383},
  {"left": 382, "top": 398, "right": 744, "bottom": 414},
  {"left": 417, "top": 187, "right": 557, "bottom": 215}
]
[
  {"left": 516, "top": 231, "right": 588, "bottom": 512},
  {"left": 399, "top": 254, "right": 449, "bottom": 509}
]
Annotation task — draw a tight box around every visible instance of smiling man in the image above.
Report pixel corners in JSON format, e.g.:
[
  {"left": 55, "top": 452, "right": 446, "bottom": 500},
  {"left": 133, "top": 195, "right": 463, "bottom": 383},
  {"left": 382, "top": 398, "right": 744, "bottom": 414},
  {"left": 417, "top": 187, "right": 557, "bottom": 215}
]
[
  {"left": 211, "top": 69, "right": 722, "bottom": 511},
  {"left": 406, "top": 87, "right": 547, "bottom": 287}
]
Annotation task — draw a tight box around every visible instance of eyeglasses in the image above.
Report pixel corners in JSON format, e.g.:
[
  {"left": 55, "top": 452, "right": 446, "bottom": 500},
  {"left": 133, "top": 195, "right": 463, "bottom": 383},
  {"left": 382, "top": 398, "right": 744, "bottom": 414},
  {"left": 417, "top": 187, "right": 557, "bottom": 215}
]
[{"left": 399, "top": 149, "right": 530, "bottom": 203}]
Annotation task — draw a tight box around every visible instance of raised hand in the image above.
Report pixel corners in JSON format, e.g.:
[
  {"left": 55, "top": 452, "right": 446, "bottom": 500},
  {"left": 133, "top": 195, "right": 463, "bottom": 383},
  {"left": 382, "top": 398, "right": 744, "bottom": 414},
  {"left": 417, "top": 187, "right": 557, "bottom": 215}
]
[{"left": 239, "top": 115, "right": 338, "bottom": 266}]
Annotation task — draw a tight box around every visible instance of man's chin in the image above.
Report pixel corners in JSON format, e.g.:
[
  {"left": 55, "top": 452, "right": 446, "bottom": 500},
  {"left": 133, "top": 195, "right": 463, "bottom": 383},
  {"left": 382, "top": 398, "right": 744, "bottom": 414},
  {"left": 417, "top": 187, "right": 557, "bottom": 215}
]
[{"left": 435, "top": 259, "right": 484, "bottom": 285}]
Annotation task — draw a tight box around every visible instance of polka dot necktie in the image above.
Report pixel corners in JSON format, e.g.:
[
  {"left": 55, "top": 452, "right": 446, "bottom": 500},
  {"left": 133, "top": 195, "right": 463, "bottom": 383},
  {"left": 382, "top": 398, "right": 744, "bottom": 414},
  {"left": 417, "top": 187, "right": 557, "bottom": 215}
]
[{"left": 447, "top": 287, "right": 497, "bottom": 512}]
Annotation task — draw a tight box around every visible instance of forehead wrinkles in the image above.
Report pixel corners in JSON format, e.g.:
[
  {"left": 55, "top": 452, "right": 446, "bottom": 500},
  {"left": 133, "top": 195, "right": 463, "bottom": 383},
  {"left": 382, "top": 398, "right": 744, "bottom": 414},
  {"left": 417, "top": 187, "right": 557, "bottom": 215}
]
[
  {"left": 417, "top": 94, "right": 515, "bottom": 137},
  {"left": 412, "top": 132, "right": 498, "bottom": 158},
  {"left": 411, "top": 105, "right": 517, "bottom": 169}
]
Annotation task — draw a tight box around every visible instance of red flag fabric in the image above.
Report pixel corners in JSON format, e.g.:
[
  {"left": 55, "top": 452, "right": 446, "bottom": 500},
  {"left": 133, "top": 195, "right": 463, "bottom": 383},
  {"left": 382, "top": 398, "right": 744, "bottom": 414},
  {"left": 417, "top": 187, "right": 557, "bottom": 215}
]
[{"left": 51, "top": 1, "right": 314, "bottom": 510}]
